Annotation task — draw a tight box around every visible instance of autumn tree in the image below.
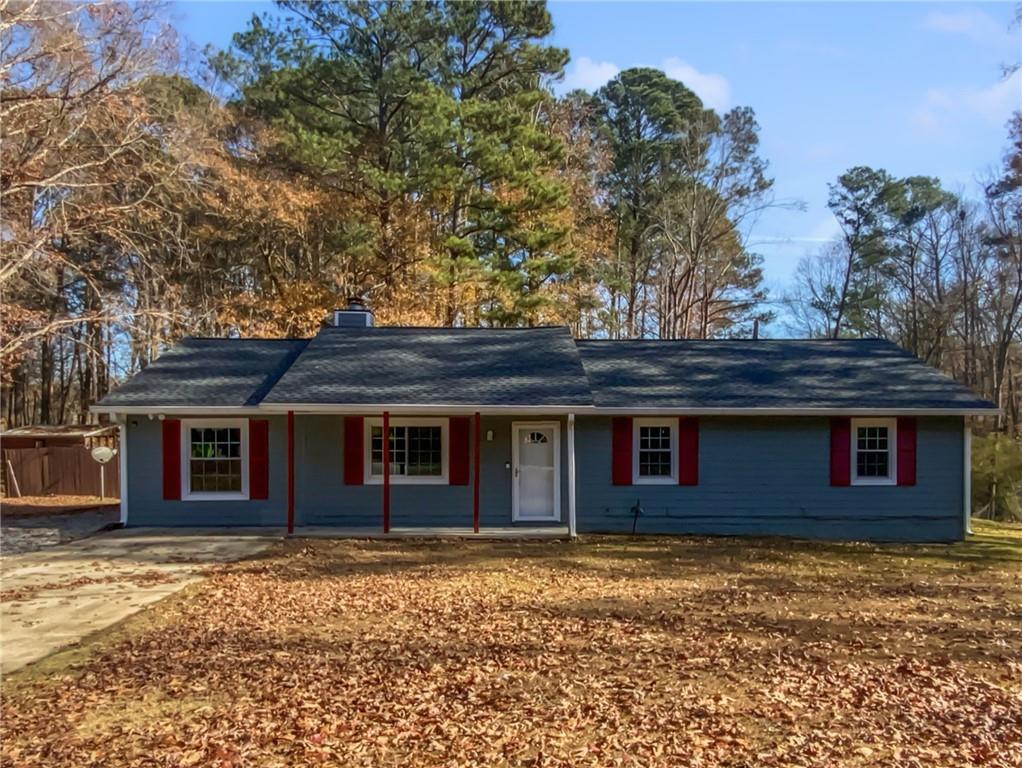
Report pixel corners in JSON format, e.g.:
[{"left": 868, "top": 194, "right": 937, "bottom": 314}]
[
  {"left": 591, "top": 68, "right": 774, "bottom": 338},
  {"left": 1, "top": 0, "right": 179, "bottom": 423},
  {"left": 216, "top": 0, "right": 571, "bottom": 327},
  {"left": 591, "top": 68, "right": 704, "bottom": 337}
]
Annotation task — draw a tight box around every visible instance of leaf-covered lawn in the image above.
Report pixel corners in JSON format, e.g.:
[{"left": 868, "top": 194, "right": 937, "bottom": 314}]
[{"left": 3, "top": 523, "right": 1021, "bottom": 767}]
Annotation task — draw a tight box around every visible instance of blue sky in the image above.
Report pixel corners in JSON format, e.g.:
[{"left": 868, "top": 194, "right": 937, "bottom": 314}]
[{"left": 171, "top": 1, "right": 1020, "bottom": 301}]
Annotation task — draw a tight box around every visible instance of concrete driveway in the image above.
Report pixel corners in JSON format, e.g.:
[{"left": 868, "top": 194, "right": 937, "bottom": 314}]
[
  {"left": 1, "top": 506, "right": 121, "bottom": 555},
  {"left": 0, "top": 528, "right": 276, "bottom": 674}
]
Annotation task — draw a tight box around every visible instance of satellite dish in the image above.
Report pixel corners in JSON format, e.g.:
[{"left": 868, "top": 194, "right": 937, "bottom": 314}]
[{"left": 91, "top": 446, "right": 115, "bottom": 464}]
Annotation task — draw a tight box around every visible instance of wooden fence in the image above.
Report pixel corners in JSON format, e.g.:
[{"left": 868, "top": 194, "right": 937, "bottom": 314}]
[{"left": 3, "top": 446, "right": 120, "bottom": 498}]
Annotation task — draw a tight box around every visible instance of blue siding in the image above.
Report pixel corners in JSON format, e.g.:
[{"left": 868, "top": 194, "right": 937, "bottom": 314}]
[
  {"left": 127, "top": 414, "right": 567, "bottom": 529},
  {"left": 125, "top": 412, "right": 966, "bottom": 541},
  {"left": 125, "top": 414, "right": 288, "bottom": 526},
  {"left": 296, "top": 415, "right": 568, "bottom": 527},
  {"left": 575, "top": 415, "right": 965, "bottom": 542}
]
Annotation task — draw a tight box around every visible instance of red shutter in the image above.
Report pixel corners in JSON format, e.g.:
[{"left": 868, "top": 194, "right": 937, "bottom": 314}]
[
  {"left": 897, "top": 417, "right": 917, "bottom": 486},
  {"left": 449, "top": 416, "right": 470, "bottom": 485},
  {"left": 830, "top": 417, "right": 851, "bottom": 487},
  {"left": 249, "top": 419, "right": 269, "bottom": 500},
  {"left": 343, "top": 416, "right": 364, "bottom": 485},
  {"left": 678, "top": 417, "right": 699, "bottom": 486},
  {"left": 162, "top": 419, "right": 181, "bottom": 500},
  {"left": 612, "top": 417, "right": 632, "bottom": 486}
]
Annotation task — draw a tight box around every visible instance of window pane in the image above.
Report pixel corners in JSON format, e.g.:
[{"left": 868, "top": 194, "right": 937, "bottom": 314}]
[
  {"left": 371, "top": 426, "right": 383, "bottom": 474},
  {"left": 371, "top": 425, "right": 413, "bottom": 476},
  {"left": 638, "top": 424, "right": 673, "bottom": 477},
  {"left": 190, "top": 459, "right": 205, "bottom": 492},
  {"left": 639, "top": 451, "right": 672, "bottom": 476},
  {"left": 188, "top": 425, "right": 242, "bottom": 494},
  {"left": 857, "top": 451, "right": 889, "bottom": 477},
  {"left": 856, "top": 425, "right": 890, "bottom": 478},
  {"left": 407, "top": 426, "right": 442, "bottom": 476},
  {"left": 390, "top": 427, "right": 406, "bottom": 475}
]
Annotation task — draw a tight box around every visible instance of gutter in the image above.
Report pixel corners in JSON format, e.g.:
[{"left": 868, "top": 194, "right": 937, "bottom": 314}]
[{"left": 93, "top": 404, "right": 999, "bottom": 417}]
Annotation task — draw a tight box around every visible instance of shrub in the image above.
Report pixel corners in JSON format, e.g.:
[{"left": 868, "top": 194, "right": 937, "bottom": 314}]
[{"left": 971, "top": 433, "right": 1022, "bottom": 522}]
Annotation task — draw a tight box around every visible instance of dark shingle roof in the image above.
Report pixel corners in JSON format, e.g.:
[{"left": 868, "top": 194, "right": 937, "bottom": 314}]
[
  {"left": 96, "top": 338, "right": 308, "bottom": 408},
  {"left": 96, "top": 330, "right": 995, "bottom": 412},
  {"left": 261, "top": 326, "right": 593, "bottom": 406},
  {"left": 576, "top": 338, "right": 997, "bottom": 411}
]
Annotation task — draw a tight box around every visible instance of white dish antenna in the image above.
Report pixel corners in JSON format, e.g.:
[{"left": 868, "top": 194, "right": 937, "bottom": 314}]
[{"left": 91, "top": 446, "right": 116, "bottom": 464}]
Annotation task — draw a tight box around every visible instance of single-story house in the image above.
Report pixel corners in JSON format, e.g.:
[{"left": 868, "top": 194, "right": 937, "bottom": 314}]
[{"left": 92, "top": 303, "right": 997, "bottom": 542}]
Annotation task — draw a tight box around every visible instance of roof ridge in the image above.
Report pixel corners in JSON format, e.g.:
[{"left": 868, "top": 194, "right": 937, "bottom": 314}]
[
  {"left": 183, "top": 336, "right": 310, "bottom": 342},
  {"left": 318, "top": 325, "right": 570, "bottom": 332},
  {"left": 574, "top": 337, "right": 895, "bottom": 343}
]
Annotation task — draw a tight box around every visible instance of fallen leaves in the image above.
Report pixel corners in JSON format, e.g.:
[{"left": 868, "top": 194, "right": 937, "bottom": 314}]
[
  {"left": 1, "top": 536, "right": 1020, "bottom": 767},
  {"left": 0, "top": 571, "right": 178, "bottom": 603}
]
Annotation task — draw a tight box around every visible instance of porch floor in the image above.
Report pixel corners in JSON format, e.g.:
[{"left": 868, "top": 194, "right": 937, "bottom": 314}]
[{"left": 294, "top": 526, "right": 571, "bottom": 540}]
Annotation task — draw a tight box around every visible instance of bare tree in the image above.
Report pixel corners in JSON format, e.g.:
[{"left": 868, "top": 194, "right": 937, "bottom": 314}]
[{"left": 1, "top": 0, "right": 177, "bottom": 421}]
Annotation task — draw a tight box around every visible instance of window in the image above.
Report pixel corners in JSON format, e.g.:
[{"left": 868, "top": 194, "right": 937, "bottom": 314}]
[
  {"left": 633, "top": 418, "right": 677, "bottom": 484},
  {"left": 181, "top": 419, "right": 249, "bottom": 500},
  {"left": 851, "top": 418, "right": 897, "bottom": 486},
  {"left": 366, "top": 418, "right": 448, "bottom": 484}
]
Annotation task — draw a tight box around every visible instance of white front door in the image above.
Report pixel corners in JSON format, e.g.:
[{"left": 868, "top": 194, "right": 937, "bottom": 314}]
[{"left": 512, "top": 422, "right": 561, "bottom": 521}]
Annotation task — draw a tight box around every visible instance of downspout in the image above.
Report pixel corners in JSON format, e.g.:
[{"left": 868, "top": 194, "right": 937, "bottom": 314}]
[
  {"left": 473, "top": 412, "right": 481, "bottom": 533},
  {"left": 287, "top": 410, "right": 295, "bottom": 535},
  {"left": 568, "top": 413, "right": 577, "bottom": 539},
  {"left": 963, "top": 418, "right": 972, "bottom": 537},
  {"left": 382, "top": 410, "right": 391, "bottom": 534},
  {"left": 117, "top": 414, "right": 128, "bottom": 526}
]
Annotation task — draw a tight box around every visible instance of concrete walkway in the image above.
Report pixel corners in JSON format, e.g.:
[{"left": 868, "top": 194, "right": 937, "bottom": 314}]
[
  {"left": 1, "top": 507, "right": 121, "bottom": 555},
  {"left": 0, "top": 528, "right": 275, "bottom": 674}
]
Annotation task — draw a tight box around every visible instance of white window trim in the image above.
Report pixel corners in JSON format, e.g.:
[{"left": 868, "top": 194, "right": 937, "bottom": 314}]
[
  {"left": 850, "top": 417, "right": 898, "bottom": 486},
  {"left": 364, "top": 417, "right": 449, "bottom": 485},
  {"left": 180, "top": 418, "right": 250, "bottom": 501},
  {"left": 633, "top": 417, "right": 678, "bottom": 485}
]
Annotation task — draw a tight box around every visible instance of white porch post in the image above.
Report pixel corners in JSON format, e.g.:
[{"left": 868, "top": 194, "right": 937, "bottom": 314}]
[
  {"left": 568, "top": 412, "right": 577, "bottom": 538},
  {"left": 964, "top": 419, "right": 972, "bottom": 536},
  {"left": 117, "top": 415, "right": 128, "bottom": 526}
]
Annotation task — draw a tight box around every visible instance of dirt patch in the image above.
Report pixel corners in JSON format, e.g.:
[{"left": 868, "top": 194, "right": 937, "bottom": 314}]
[
  {"left": 3, "top": 524, "right": 1020, "bottom": 767},
  {"left": 1, "top": 495, "right": 118, "bottom": 518}
]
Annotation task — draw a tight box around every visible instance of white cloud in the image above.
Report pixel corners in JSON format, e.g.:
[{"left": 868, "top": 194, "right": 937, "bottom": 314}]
[
  {"left": 754, "top": 216, "right": 842, "bottom": 248},
  {"left": 557, "top": 56, "right": 733, "bottom": 113},
  {"left": 923, "top": 9, "right": 1012, "bottom": 47},
  {"left": 661, "top": 57, "right": 731, "bottom": 112},
  {"left": 561, "top": 56, "right": 620, "bottom": 93},
  {"left": 913, "top": 69, "right": 1022, "bottom": 136}
]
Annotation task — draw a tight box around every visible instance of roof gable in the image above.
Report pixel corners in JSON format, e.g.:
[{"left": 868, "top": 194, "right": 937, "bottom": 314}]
[{"left": 96, "top": 338, "right": 308, "bottom": 409}]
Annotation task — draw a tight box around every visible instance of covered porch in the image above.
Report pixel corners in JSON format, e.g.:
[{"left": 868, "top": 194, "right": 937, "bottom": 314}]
[
  {"left": 294, "top": 525, "right": 571, "bottom": 540},
  {"left": 280, "top": 408, "right": 579, "bottom": 537}
]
